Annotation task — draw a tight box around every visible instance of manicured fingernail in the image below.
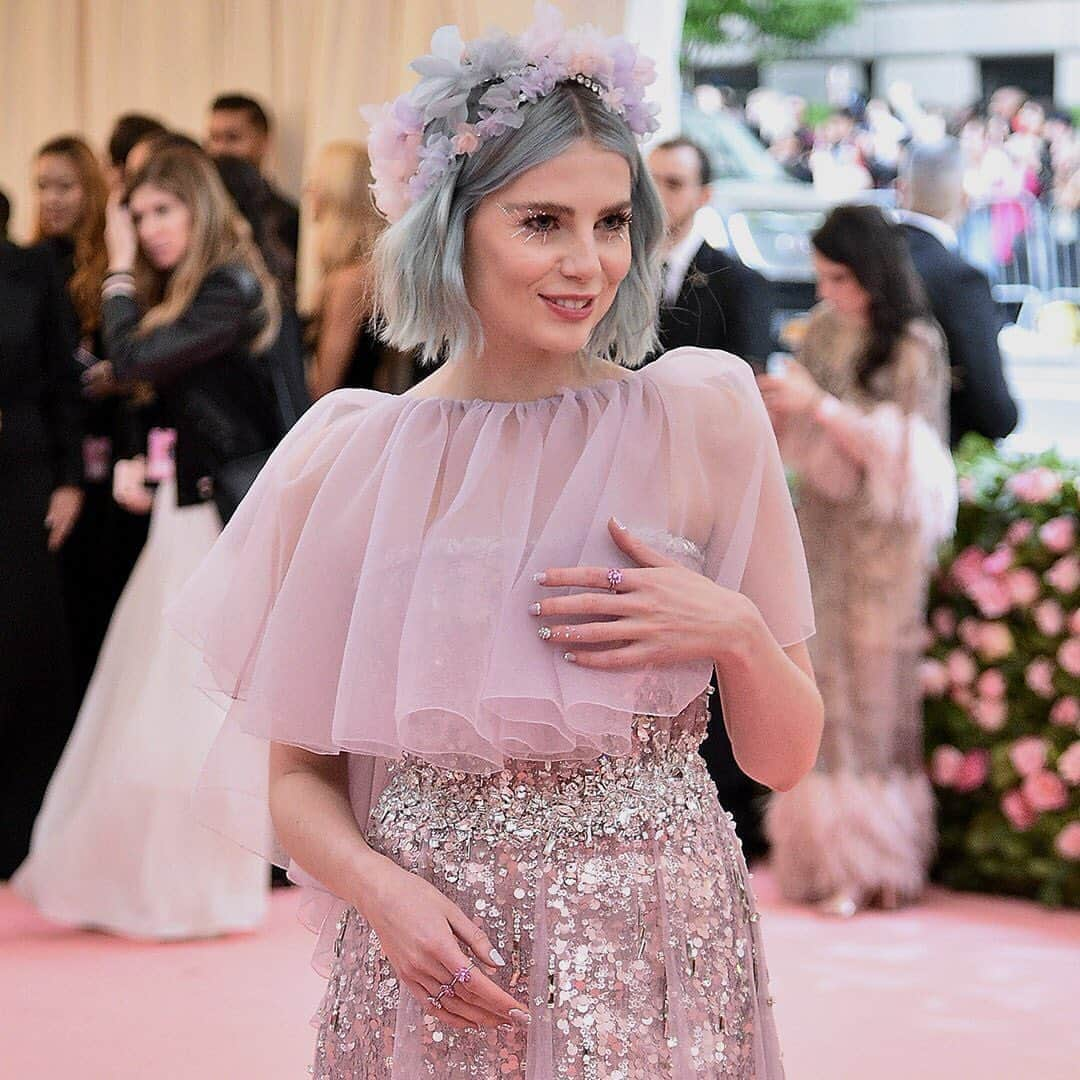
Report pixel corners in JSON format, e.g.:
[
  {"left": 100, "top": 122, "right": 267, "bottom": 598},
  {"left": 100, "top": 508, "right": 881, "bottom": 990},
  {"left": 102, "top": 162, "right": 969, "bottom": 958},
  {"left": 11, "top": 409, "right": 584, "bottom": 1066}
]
[
  {"left": 510, "top": 1008, "right": 530, "bottom": 1026},
  {"left": 537, "top": 626, "right": 552, "bottom": 640},
  {"left": 563, "top": 652, "right": 576, "bottom": 664},
  {"left": 489, "top": 948, "right": 506, "bottom": 966},
  {"left": 532, "top": 571, "right": 547, "bottom": 584},
  {"left": 612, "top": 516, "right": 625, "bottom": 530},
  {"left": 528, "top": 602, "right": 541, "bottom": 616}
]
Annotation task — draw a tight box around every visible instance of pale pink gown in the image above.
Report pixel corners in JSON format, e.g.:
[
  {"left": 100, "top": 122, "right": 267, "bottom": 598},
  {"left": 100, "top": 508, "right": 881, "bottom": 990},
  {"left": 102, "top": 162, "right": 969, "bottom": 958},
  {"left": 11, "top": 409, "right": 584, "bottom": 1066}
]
[{"left": 171, "top": 348, "right": 815, "bottom": 1078}]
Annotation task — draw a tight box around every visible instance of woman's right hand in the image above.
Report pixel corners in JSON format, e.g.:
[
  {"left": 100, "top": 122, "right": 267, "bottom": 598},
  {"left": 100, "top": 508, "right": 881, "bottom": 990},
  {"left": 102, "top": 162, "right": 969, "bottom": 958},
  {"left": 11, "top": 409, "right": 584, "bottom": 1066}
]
[{"left": 356, "top": 854, "right": 526, "bottom": 1031}]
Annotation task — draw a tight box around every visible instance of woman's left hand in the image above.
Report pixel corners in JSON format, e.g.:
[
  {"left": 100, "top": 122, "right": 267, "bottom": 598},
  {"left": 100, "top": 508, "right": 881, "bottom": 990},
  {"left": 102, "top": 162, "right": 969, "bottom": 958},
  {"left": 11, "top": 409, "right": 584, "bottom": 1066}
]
[
  {"left": 104, "top": 189, "right": 137, "bottom": 271},
  {"left": 532, "top": 518, "right": 754, "bottom": 670},
  {"left": 756, "top": 359, "right": 822, "bottom": 420}
]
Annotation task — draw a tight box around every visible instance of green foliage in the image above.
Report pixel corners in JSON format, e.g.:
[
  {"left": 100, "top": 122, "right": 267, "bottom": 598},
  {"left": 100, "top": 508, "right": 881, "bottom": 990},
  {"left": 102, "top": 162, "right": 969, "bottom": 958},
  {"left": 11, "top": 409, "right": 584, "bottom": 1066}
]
[
  {"left": 683, "top": 0, "right": 859, "bottom": 49},
  {"left": 923, "top": 441, "right": 1080, "bottom": 908}
]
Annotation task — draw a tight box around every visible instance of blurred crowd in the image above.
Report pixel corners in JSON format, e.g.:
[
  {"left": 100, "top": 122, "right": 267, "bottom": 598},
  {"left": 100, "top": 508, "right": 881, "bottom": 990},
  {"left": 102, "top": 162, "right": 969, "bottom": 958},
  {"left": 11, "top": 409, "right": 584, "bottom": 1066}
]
[{"left": 734, "top": 82, "right": 1080, "bottom": 211}]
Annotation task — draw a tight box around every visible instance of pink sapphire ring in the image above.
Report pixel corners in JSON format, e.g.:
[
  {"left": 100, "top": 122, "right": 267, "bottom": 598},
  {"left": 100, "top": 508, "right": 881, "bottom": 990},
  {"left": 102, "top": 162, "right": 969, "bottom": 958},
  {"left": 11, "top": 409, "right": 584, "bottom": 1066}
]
[{"left": 607, "top": 568, "right": 623, "bottom": 593}]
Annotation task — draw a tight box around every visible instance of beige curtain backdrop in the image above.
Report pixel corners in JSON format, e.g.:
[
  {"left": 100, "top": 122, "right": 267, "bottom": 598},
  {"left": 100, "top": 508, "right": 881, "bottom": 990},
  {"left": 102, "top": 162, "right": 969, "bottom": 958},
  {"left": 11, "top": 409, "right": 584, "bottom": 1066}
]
[{"left": 0, "top": 0, "right": 684, "bottom": 301}]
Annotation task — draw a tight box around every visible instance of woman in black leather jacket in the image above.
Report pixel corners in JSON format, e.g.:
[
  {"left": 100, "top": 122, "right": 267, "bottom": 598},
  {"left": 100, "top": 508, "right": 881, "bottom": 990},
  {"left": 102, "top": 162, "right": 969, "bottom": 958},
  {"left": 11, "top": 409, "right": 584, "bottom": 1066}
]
[{"left": 12, "top": 145, "right": 280, "bottom": 939}]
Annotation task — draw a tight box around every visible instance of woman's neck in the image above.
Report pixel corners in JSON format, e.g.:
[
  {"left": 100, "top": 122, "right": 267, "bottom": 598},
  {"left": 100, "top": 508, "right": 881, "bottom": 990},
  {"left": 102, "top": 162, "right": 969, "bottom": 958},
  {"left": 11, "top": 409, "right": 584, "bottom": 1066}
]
[{"left": 419, "top": 346, "right": 625, "bottom": 404}]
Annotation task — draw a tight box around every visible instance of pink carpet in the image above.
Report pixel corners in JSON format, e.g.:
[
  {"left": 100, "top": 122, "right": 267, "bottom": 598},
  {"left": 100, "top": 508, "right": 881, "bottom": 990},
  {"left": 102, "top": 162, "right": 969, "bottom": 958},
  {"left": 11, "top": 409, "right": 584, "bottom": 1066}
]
[{"left": 2, "top": 872, "right": 1077, "bottom": 1078}]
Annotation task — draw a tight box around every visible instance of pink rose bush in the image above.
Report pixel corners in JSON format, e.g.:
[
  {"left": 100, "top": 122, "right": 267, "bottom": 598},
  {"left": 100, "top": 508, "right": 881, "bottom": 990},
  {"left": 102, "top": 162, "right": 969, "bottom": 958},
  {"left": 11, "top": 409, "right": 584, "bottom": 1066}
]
[{"left": 925, "top": 440, "right": 1079, "bottom": 906}]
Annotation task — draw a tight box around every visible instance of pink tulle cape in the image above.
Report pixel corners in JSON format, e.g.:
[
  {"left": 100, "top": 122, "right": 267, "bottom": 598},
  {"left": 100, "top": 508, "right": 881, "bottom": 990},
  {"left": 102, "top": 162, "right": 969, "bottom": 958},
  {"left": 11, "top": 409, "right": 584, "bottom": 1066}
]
[{"left": 168, "top": 347, "right": 814, "bottom": 969}]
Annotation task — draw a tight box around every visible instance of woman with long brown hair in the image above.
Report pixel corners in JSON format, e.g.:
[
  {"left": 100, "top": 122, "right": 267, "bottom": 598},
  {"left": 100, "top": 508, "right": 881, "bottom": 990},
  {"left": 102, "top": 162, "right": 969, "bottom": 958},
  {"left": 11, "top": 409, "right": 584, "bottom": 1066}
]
[
  {"left": 13, "top": 144, "right": 279, "bottom": 939},
  {"left": 34, "top": 135, "right": 152, "bottom": 702},
  {"left": 758, "top": 204, "right": 957, "bottom": 917},
  {"left": 304, "top": 141, "right": 411, "bottom": 397}
]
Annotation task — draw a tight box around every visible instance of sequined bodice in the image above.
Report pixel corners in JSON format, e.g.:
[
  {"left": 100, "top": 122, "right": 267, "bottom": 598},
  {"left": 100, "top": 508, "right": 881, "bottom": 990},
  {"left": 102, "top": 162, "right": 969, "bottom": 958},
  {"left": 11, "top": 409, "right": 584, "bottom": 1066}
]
[{"left": 373, "top": 696, "right": 711, "bottom": 857}]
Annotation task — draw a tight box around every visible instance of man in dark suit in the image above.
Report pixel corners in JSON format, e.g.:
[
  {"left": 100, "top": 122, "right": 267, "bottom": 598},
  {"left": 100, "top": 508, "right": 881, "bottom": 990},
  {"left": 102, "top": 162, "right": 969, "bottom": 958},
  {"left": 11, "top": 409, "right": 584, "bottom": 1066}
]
[
  {"left": 896, "top": 138, "right": 1019, "bottom": 447},
  {"left": 647, "top": 136, "right": 773, "bottom": 368},
  {"left": 206, "top": 93, "right": 299, "bottom": 300},
  {"left": 646, "top": 136, "right": 774, "bottom": 858}
]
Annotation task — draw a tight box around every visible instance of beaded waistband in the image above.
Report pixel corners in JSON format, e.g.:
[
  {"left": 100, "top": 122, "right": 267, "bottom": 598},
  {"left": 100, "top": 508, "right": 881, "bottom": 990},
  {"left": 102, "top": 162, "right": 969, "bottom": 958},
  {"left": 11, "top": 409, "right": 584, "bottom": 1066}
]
[{"left": 371, "top": 694, "right": 713, "bottom": 855}]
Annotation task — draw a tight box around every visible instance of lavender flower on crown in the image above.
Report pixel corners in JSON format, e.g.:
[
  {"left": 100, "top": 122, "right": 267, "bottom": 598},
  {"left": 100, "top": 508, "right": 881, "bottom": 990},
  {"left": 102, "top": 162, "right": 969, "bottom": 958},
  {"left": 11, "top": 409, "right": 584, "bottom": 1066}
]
[{"left": 363, "top": 1, "right": 660, "bottom": 223}]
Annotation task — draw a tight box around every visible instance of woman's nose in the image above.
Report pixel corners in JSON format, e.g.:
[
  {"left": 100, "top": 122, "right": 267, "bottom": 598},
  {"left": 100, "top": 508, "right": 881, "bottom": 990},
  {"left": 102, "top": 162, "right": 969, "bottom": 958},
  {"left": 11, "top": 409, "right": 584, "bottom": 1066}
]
[{"left": 558, "top": 231, "right": 602, "bottom": 279}]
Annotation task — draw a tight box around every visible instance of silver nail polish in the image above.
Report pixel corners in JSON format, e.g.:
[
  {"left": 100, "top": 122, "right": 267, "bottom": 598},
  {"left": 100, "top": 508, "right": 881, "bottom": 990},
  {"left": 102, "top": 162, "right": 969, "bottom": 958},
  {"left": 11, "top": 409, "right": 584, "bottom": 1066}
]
[
  {"left": 532, "top": 571, "right": 547, "bottom": 584},
  {"left": 612, "top": 516, "right": 625, "bottom": 530},
  {"left": 537, "top": 626, "right": 552, "bottom": 640},
  {"left": 528, "top": 602, "right": 541, "bottom": 616},
  {"left": 563, "top": 652, "right": 576, "bottom": 664},
  {"left": 510, "top": 1008, "right": 531, "bottom": 1026},
  {"left": 489, "top": 948, "right": 506, "bottom": 966}
]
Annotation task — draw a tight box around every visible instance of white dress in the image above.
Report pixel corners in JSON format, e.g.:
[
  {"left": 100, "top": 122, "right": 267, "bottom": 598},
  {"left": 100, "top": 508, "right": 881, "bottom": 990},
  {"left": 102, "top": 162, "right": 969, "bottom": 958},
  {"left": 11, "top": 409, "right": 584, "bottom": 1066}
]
[{"left": 12, "top": 479, "right": 267, "bottom": 939}]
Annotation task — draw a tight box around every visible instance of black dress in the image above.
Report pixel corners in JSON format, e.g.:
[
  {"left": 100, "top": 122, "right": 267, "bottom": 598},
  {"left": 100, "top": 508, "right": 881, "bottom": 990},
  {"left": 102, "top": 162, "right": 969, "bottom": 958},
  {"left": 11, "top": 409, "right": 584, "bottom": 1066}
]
[
  {"left": 650, "top": 242, "right": 775, "bottom": 859},
  {"left": 0, "top": 241, "right": 82, "bottom": 876},
  {"left": 42, "top": 238, "right": 152, "bottom": 703}
]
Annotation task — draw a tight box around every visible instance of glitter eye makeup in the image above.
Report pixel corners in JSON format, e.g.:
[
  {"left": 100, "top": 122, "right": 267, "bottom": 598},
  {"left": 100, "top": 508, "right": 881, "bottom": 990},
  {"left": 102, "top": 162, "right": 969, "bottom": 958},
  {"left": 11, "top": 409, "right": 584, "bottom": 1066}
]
[{"left": 496, "top": 202, "right": 633, "bottom": 246}]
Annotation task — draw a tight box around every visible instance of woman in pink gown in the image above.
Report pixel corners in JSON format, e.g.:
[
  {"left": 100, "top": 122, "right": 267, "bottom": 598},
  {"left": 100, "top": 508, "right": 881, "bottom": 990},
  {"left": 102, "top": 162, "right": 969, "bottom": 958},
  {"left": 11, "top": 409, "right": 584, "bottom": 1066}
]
[{"left": 171, "top": 8, "right": 823, "bottom": 1076}]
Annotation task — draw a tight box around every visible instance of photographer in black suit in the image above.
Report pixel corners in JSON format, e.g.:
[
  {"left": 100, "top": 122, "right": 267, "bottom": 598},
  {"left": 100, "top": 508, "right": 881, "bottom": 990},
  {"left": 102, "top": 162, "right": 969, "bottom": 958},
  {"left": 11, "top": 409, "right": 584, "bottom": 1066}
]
[
  {"left": 647, "top": 137, "right": 773, "bottom": 368},
  {"left": 646, "top": 136, "right": 775, "bottom": 858},
  {"left": 896, "top": 138, "right": 1018, "bottom": 447}
]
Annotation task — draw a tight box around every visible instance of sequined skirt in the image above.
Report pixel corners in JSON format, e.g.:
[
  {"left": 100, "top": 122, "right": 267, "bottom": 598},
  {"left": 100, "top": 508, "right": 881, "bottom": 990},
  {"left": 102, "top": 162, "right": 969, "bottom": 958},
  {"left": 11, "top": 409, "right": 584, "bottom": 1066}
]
[{"left": 313, "top": 695, "right": 783, "bottom": 1078}]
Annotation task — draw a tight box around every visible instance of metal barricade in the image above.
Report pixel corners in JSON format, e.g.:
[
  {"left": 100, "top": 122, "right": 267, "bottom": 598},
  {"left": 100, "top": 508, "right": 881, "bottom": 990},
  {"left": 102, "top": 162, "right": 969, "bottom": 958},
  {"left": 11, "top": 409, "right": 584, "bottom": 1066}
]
[{"left": 958, "top": 194, "right": 1080, "bottom": 305}]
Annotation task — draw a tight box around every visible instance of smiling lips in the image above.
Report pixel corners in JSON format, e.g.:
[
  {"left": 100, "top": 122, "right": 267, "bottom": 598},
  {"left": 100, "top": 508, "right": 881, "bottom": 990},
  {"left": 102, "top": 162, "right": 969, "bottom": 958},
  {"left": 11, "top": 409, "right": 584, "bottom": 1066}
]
[{"left": 540, "top": 294, "right": 597, "bottom": 321}]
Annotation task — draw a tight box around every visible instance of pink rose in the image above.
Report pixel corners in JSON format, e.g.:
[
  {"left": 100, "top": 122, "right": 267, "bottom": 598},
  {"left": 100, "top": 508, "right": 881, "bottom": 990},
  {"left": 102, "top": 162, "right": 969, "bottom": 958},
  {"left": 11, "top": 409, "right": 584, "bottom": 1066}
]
[
  {"left": 973, "top": 697, "right": 1007, "bottom": 731},
  {"left": 1025, "top": 657, "right": 1057, "bottom": 698},
  {"left": 951, "top": 686, "right": 974, "bottom": 709},
  {"left": 1006, "top": 567, "right": 1042, "bottom": 608},
  {"left": 958, "top": 617, "right": 982, "bottom": 649},
  {"left": 976, "top": 668, "right": 1007, "bottom": 699},
  {"left": 969, "top": 577, "right": 1013, "bottom": 618},
  {"left": 1001, "top": 789, "right": 1037, "bottom": 830},
  {"left": 947, "top": 649, "right": 977, "bottom": 686},
  {"left": 1033, "top": 599, "right": 1066, "bottom": 637},
  {"left": 982, "top": 546, "right": 1013, "bottom": 576},
  {"left": 1008, "top": 735, "right": 1048, "bottom": 777},
  {"left": 1039, "top": 515, "right": 1077, "bottom": 554},
  {"left": 1022, "top": 769, "right": 1069, "bottom": 811},
  {"left": 919, "top": 659, "right": 949, "bottom": 698},
  {"left": 1006, "top": 467, "right": 1062, "bottom": 504},
  {"left": 976, "top": 622, "right": 1014, "bottom": 661},
  {"left": 930, "top": 745, "right": 963, "bottom": 787},
  {"left": 1058, "top": 638, "right": 1080, "bottom": 677},
  {"left": 951, "top": 547, "right": 986, "bottom": 590},
  {"left": 1050, "top": 696, "right": 1080, "bottom": 728},
  {"left": 931, "top": 607, "right": 957, "bottom": 639},
  {"left": 1057, "top": 741, "right": 1080, "bottom": 785},
  {"left": 1070, "top": 609, "right": 1080, "bottom": 636},
  {"left": 1046, "top": 555, "right": 1080, "bottom": 595},
  {"left": 954, "top": 749, "right": 990, "bottom": 792},
  {"left": 1005, "top": 519, "right": 1035, "bottom": 546},
  {"left": 1053, "top": 821, "right": 1080, "bottom": 860}
]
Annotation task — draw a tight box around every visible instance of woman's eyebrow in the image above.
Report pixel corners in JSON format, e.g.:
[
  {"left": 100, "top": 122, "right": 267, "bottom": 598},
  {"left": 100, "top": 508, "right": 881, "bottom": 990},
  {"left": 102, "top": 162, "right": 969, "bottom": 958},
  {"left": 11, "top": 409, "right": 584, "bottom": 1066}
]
[{"left": 500, "top": 199, "right": 632, "bottom": 217}]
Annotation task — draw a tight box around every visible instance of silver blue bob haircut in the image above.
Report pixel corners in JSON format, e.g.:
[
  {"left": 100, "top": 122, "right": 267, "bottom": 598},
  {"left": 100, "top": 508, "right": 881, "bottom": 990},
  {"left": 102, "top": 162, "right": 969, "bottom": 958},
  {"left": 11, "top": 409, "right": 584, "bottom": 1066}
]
[{"left": 374, "top": 81, "right": 664, "bottom": 368}]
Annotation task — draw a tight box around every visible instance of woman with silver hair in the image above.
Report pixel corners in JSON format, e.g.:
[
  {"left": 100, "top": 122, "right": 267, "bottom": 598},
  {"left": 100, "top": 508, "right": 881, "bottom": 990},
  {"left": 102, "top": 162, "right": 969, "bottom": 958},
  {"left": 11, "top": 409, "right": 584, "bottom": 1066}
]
[{"left": 171, "top": 6, "right": 822, "bottom": 1076}]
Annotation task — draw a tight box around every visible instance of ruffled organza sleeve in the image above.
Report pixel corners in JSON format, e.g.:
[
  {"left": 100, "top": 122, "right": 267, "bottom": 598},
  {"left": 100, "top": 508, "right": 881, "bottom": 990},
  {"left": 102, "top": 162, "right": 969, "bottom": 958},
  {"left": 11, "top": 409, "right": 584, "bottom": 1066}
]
[{"left": 645, "top": 348, "right": 815, "bottom": 649}]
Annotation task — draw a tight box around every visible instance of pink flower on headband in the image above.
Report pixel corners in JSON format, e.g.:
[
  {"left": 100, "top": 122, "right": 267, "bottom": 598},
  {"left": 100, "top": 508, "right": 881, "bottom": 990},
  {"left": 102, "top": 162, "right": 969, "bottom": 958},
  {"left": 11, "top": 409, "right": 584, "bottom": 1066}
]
[{"left": 364, "top": 1, "right": 659, "bottom": 222}]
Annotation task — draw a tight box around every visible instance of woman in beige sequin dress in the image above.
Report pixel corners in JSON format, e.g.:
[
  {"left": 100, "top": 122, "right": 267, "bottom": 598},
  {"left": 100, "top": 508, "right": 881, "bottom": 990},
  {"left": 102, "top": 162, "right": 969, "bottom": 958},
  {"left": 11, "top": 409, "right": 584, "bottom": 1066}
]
[
  {"left": 759, "top": 205, "right": 956, "bottom": 917},
  {"left": 171, "top": 9, "right": 823, "bottom": 1077}
]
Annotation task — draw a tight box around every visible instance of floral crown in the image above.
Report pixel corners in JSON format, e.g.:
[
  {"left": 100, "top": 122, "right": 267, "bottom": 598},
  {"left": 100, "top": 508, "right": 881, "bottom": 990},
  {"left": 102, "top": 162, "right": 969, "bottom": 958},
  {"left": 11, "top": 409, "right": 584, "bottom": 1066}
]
[{"left": 363, "top": 2, "right": 660, "bottom": 222}]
